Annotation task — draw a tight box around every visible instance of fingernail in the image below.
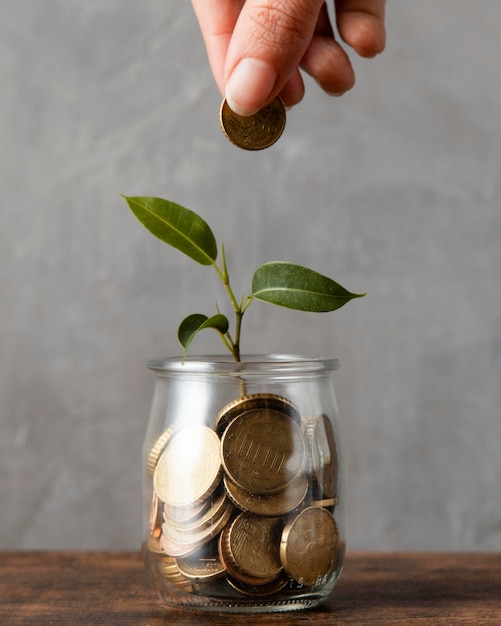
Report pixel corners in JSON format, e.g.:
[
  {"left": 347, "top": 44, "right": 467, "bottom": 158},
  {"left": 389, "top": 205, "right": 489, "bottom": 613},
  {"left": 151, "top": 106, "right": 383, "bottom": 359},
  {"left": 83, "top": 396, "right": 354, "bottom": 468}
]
[{"left": 225, "top": 58, "right": 277, "bottom": 117}]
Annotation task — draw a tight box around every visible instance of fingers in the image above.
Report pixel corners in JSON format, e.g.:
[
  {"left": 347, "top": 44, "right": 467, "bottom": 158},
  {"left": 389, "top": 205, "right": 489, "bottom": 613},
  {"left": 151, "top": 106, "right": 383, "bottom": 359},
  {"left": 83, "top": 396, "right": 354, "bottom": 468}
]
[
  {"left": 191, "top": 0, "right": 244, "bottom": 96},
  {"left": 335, "top": 0, "right": 386, "bottom": 57},
  {"left": 300, "top": 36, "right": 355, "bottom": 96},
  {"left": 301, "top": 0, "right": 385, "bottom": 95},
  {"left": 300, "top": 3, "right": 355, "bottom": 95},
  {"left": 279, "top": 68, "right": 305, "bottom": 109},
  {"left": 191, "top": 0, "right": 387, "bottom": 115},
  {"left": 224, "top": 0, "right": 325, "bottom": 115}
]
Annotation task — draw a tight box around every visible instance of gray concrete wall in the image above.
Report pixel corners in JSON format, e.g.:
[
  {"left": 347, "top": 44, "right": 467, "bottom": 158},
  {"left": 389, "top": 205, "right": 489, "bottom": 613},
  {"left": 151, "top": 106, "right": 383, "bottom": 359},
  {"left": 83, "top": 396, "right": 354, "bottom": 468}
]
[{"left": 1, "top": 1, "right": 500, "bottom": 550}]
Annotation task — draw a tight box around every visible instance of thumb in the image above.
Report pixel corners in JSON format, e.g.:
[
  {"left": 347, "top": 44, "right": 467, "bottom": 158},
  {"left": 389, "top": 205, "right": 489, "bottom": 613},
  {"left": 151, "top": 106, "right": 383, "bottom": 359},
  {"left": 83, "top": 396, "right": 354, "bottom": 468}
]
[{"left": 224, "top": 0, "right": 324, "bottom": 116}]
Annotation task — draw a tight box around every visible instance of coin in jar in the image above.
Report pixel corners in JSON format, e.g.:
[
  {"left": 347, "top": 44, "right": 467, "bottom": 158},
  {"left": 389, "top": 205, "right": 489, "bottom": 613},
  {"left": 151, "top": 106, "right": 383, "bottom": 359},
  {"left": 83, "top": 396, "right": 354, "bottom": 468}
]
[
  {"left": 221, "top": 408, "right": 306, "bottom": 495},
  {"left": 280, "top": 506, "right": 340, "bottom": 587},
  {"left": 313, "top": 497, "right": 339, "bottom": 510},
  {"left": 223, "top": 472, "right": 308, "bottom": 517},
  {"left": 159, "top": 532, "right": 200, "bottom": 558},
  {"left": 219, "top": 96, "right": 286, "bottom": 150},
  {"left": 162, "top": 499, "right": 232, "bottom": 550},
  {"left": 149, "top": 491, "right": 163, "bottom": 538},
  {"left": 215, "top": 393, "right": 301, "bottom": 437},
  {"left": 146, "top": 425, "right": 176, "bottom": 476},
  {"left": 219, "top": 512, "right": 283, "bottom": 586},
  {"left": 176, "top": 537, "right": 226, "bottom": 583},
  {"left": 226, "top": 572, "right": 290, "bottom": 597},
  {"left": 163, "top": 487, "right": 228, "bottom": 534},
  {"left": 305, "top": 413, "right": 338, "bottom": 499},
  {"left": 153, "top": 425, "right": 222, "bottom": 508},
  {"left": 157, "top": 554, "right": 181, "bottom": 577},
  {"left": 163, "top": 498, "right": 209, "bottom": 526}
]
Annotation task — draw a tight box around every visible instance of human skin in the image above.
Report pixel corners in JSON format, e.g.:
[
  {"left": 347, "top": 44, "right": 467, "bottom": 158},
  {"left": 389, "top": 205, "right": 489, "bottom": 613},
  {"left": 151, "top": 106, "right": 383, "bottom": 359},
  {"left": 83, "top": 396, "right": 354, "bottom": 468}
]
[{"left": 191, "top": 0, "right": 386, "bottom": 115}]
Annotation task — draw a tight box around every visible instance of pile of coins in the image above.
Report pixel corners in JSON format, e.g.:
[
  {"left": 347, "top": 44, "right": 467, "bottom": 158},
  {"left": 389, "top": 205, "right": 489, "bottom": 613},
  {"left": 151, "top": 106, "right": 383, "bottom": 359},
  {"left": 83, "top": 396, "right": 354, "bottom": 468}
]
[{"left": 143, "top": 393, "right": 344, "bottom": 601}]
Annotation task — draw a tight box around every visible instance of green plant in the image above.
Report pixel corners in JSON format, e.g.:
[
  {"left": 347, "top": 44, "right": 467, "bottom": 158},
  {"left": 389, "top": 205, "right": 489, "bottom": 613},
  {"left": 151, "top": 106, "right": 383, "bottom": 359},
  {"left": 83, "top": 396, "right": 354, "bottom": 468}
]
[{"left": 122, "top": 196, "right": 364, "bottom": 362}]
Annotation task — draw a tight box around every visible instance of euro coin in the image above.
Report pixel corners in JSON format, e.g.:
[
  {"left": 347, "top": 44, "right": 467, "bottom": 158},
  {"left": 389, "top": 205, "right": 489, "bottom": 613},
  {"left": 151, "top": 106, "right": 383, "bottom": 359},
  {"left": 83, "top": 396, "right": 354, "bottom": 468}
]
[
  {"left": 153, "top": 425, "right": 222, "bottom": 508},
  {"left": 149, "top": 491, "right": 163, "bottom": 538},
  {"left": 220, "top": 97, "right": 286, "bottom": 150},
  {"left": 215, "top": 393, "right": 301, "bottom": 437},
  {"left": 162, "top": 501, "right": 232, "bottom": 550},
  {"left": 159, "top": 532, "right": 200, "bottom": 558},
  {"left": 163, "top": 498, "right": 209, "bottom": 526},
  {"left": 223, "top": 472, "right": 308, "bottom": 517},
  {"left": 280, "top": 506, "right": 339, "bottom": 586},
  {"left": 157, "top": 555, "right": 181, "bottom": 577},
  {"left": 226, "top": 573, "right": 289, "bottom": 597},
  {"left": 176, "top": 538, "right": 226, "bottom": 583},
  {"left": 313, "top": 497, "right": 339, "bottom": 514},
  {"left": 221, "top": 407, "right": 306, "bottom": 495},
  {"left": 219, "top": 513, "right": 283, "bottom": 585},
  {"left": 163, "top": 488, "right": 228, "bottom": 534},
  {"left": 305, "top": 413, "right": 338, "bottom": 499},
  {"left": 146, "top": 426, "right": 176, "bottom": 476}
]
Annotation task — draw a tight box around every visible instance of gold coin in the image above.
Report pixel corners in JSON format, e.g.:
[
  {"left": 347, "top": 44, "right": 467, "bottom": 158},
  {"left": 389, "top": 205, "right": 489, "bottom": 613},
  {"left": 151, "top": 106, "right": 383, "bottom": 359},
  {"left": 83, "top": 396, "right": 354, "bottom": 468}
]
[
  {"left": 163, "top": 498, "right": 209, "bottom": 526},
  {"left": 219, "top": 97, "right": 286, "bottom": 150},
  {"left": 163, "top": 487, "right": 228, "bottom": 534},
  {"left": 215, "top": 393, "right": 301, "bottom": 437},
  {"left": 149, "top": 491, "right": 163, "bottom": 538},
  {"left": 153, "top": 425, "right": 222, "bottom": 508},
  {"left": 144, "top": 547, "right": 196, "bottom": 591},
  {"left": 157, "top": 554, "right": 181, "bottom": 577},
  {"left": 159, "top": 532, "right": 200, "bottom": 558},
  {"left": 146, "top": 426, "right": 176, "bottom": 476},
  {"left": 176, "top": 537, "right": 227, "bottom": 583},
  {"left": 226, "top": 572, "right": 289, "bottom": 597},
  {"left": 221, "top": 408, "right": 306, "bottom": 495},
  {"left": 223, "top": 472, "right": 308, "bottom": 517},
  {"left": 166, "top": 575, "right": 196, "bottom": 590},
  {"left": 162, "top": 501, "right": 233, "bottom": 550},
  {"left": 280, "top": 506, "right": 339, "bottom": 587},
  {"left": 313, "top": 497, "right": 339, "bottom": 512},
  {"left": 306, "top": 413, "right": 338, "bottom": 499},
  {"left": 219, "top": 512, "right": 283, "bottom": 585}
]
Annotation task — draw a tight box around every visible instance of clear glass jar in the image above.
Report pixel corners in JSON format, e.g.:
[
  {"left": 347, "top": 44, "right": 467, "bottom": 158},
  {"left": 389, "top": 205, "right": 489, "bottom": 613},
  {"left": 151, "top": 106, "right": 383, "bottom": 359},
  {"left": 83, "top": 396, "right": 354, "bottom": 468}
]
[{"left": 142, "top": 354, "right": 345, "bottom": 613}]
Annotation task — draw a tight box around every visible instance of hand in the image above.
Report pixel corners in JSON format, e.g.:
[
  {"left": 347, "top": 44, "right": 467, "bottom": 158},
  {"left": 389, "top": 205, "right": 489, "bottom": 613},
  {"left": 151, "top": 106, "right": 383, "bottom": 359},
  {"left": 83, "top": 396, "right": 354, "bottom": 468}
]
[{"left": 191, "top": 0, "right": 386, "bottom": 116}]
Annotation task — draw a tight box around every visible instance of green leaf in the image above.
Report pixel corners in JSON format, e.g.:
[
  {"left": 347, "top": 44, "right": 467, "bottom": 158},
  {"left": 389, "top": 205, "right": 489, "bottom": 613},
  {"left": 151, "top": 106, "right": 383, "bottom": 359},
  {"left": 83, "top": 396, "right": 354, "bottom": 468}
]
[
  {"left": 122, "top": 195, "right": 217, "bottom": 265},
  {"left": 178, "top": 313, "right": 230, "bottom": 355},
  {"left": 251, "top": 262, "right": 365, "bottom": 312}
]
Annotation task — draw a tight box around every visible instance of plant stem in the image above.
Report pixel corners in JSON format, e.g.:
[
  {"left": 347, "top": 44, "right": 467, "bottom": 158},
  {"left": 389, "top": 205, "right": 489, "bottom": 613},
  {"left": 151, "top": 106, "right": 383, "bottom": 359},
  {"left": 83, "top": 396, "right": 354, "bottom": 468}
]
[
  {"left": 212, "top": 260, "right": 253, "bottom": 362},
  {"left": 233, "top": 310, "right": 243, "bottom": 362}
]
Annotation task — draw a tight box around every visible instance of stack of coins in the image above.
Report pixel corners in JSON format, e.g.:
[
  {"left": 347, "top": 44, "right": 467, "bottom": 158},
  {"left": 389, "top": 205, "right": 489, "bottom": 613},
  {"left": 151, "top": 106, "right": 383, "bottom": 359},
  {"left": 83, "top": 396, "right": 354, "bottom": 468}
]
[{"left": 144, "top": 393, "right": 344, "bottom": 600}]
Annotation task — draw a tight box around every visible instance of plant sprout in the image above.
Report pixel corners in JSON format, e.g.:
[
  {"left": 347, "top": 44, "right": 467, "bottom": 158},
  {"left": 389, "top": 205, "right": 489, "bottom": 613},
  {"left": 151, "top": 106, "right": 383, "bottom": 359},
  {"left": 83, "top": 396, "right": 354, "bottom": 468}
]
[{"left": 122, "top": 196, "right": 364, "bottom": 362}]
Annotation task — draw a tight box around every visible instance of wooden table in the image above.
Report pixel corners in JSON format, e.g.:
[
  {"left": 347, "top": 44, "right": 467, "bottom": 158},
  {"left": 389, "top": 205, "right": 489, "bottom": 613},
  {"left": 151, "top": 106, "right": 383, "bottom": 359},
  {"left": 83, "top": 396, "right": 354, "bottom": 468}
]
[{"left": 1, "top": 551, "right": 500, "bottom": 624}]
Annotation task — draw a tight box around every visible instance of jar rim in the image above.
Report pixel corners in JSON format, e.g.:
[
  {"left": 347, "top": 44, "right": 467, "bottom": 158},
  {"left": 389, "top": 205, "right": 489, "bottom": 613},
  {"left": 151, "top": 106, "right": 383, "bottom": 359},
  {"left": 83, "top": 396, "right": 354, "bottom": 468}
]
[{"left": 147, "top": 354, "right": 339, "bottom": 374}]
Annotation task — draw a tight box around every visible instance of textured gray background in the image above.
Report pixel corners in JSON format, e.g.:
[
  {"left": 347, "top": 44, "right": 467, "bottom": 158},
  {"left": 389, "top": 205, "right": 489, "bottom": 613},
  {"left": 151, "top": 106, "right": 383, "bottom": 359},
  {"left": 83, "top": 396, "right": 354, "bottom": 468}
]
[{"left": 1, "top": 1, "right": 500, "bottom": 551}]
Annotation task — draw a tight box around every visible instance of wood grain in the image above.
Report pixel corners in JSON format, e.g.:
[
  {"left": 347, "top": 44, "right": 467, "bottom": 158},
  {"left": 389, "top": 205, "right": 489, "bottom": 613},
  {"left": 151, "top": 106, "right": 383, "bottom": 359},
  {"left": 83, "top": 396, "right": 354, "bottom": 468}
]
[{"left": 1, "top": 551, "right": 500, "bottom": 625}]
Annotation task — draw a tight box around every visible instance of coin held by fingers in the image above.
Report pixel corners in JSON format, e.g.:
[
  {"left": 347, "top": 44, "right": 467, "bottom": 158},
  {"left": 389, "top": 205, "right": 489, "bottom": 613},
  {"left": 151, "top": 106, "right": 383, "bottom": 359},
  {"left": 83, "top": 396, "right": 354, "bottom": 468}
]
[{"left": 219, "top": 96, "right": 286, "bottom": 150}]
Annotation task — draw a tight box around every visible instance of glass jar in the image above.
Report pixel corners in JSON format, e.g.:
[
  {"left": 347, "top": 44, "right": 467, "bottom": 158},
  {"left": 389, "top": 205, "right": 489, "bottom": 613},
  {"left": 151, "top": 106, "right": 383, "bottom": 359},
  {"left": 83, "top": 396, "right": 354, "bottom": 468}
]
[{"left": 142, "top": 354, "right": 345, "bottom": 613}]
